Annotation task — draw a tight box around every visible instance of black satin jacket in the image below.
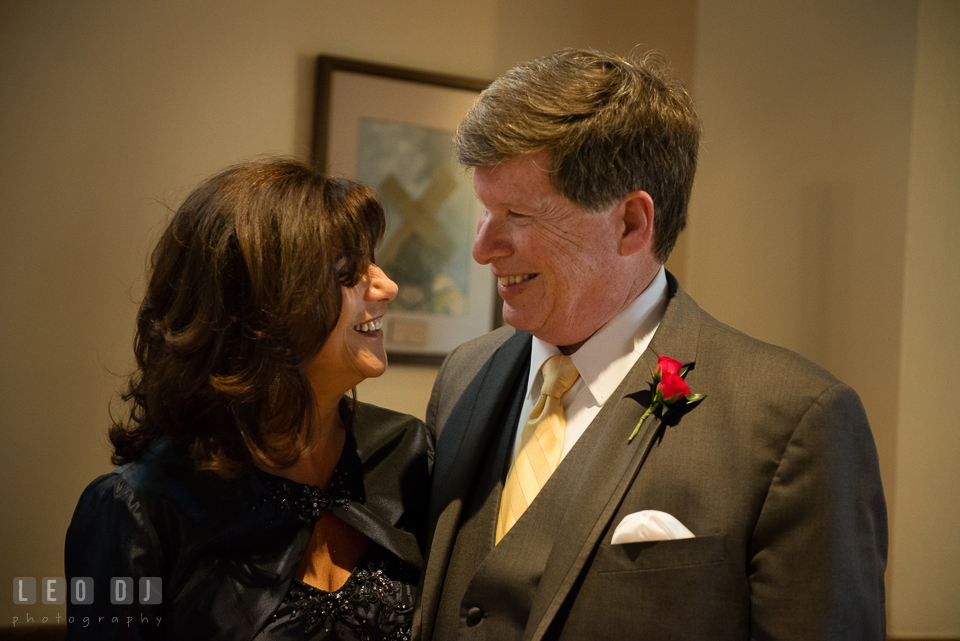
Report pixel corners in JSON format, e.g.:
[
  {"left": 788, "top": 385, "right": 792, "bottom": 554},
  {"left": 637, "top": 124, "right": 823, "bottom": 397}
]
[{"left": 64, "top": 401, "right": 432, "bottom": 640}]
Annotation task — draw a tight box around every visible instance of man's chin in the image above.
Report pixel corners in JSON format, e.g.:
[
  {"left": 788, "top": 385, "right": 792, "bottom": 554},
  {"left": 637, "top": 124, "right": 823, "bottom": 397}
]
[
  {"left": 502, "top": 311, "right": 595, "bottom": 353},
  {"left": 501, "top": 309, "right": 552, "bottom": 342},
  {"left": 500, "top": 305, "right": 529, "bottom": 332}
]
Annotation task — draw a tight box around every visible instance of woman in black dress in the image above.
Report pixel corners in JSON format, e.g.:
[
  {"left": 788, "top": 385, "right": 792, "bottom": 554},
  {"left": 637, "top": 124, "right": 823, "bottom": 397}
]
[{"left": 65, "top": 159, "right": 432, "bottom": 640}]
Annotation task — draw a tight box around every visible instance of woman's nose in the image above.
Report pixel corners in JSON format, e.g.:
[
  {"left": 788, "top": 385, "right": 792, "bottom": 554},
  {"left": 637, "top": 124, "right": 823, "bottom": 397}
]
[{"left": 365, "top": 264, "right": 398, "bottom": 302}]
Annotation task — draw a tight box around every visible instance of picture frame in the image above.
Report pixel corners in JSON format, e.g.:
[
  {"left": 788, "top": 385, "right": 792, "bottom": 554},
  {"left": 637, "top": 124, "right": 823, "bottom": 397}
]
[{"left": 313, "top": 55, "right": 496, "bottom": 365}]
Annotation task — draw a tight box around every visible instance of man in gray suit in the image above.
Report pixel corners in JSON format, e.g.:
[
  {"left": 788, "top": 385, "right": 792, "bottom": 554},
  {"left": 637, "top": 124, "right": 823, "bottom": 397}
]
[{"left": 416, "top": 49, "right": 886, "bottom": 640}]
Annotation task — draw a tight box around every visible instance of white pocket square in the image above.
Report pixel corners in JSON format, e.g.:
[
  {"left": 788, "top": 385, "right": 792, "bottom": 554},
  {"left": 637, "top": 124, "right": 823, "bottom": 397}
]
[{"left": 611, "top": 510, "right": 695, "bottom": 544}]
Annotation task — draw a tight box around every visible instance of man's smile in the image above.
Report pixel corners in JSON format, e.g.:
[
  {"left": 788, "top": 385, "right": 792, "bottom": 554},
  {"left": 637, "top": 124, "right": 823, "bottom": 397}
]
[{"left": 497, "top": 273, "right": 539, "bottom": 286}]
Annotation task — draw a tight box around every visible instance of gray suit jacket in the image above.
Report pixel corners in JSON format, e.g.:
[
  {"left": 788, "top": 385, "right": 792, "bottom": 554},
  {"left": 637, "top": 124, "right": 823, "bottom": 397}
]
[{"left": 417, "top": 274, "right": 887, "bottom": 640}]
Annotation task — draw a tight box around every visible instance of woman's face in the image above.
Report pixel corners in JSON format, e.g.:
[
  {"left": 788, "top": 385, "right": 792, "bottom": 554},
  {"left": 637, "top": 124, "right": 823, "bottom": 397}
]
[{"left": 306, "top": 263, "right": 398, "bottom": 396}]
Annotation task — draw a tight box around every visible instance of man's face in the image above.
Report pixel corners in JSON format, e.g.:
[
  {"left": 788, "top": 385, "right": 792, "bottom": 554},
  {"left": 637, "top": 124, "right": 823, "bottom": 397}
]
[{"left": 472, "top": 151, "right": 637, "bottom": 349}]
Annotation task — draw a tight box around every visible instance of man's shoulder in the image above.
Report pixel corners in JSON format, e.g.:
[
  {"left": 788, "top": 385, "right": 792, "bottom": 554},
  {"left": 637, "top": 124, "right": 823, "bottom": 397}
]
[
  {"left": 698, "top": 306, "right": 840, "bottom": 389},
  {"left": 428, "top": 326, "right": 528, "bottom": 431},
  {"left": 436, "top": 325, "right": 527, "bottom": 391},
  {"left": 670, "top": 291, "right": 858, "bottom": 422}
]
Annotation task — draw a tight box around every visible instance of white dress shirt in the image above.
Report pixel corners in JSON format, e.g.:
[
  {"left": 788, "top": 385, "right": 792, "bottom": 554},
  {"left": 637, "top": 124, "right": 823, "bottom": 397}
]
[{"left": 510, "top": 266, "right": 669, "bottom": 462}]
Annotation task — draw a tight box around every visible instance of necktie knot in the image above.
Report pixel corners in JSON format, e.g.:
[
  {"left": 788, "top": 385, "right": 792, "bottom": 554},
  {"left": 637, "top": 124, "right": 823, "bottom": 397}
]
[{"left": 540, "top": 354, "right": 580, "bottom": 398}]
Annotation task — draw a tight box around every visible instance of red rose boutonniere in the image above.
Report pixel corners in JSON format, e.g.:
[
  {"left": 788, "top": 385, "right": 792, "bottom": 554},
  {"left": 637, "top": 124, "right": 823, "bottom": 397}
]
[{"left": 628, "top": 355, "right": 707, "bottom": 442}]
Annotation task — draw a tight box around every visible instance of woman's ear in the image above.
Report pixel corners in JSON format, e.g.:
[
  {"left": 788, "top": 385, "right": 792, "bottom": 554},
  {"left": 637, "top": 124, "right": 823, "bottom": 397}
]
[{"left": 617, "top": 190, "right": 655, "bottom": 257}]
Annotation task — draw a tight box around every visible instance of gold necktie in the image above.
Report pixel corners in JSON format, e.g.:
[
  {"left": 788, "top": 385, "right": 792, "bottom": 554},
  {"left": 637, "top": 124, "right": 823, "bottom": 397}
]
[{"left": 496, "top": 354, "right": 581, "bottom": 544}]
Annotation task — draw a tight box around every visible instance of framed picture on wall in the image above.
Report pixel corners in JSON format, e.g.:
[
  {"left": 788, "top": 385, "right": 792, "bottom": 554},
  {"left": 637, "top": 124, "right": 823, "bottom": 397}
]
[{"left": 313, "top": 55, "right": 495, "bottom": 365}]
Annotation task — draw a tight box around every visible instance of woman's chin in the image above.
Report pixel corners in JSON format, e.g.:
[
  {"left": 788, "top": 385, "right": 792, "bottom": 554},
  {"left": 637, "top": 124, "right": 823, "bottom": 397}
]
[{"left": 358, "top": 354, "right": 389, "bottom": 380}]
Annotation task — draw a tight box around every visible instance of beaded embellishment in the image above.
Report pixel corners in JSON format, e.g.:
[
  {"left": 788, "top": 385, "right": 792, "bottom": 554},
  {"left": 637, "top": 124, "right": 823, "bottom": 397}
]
[
  {"left": 280, "top": 554, "right": 414, "bottom": 640},
  {"left": 258, "top": 434, "right": 366, "bottom": 522}
]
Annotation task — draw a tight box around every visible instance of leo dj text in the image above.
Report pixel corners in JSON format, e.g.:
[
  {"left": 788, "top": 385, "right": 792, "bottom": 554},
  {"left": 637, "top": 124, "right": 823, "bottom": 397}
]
[{"left": 12, "top": 577, "right": 162, "bottom": 605}]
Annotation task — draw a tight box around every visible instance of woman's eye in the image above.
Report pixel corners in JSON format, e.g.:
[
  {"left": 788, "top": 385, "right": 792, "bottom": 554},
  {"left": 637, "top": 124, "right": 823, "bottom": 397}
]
[{"left": 336, "top": 256, "right": 375, "bottom": 286}]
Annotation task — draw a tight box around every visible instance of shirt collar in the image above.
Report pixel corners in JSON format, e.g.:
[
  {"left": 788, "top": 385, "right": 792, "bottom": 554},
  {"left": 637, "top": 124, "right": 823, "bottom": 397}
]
[{"left": 527, "top": 266, "right": 668, "bottom": 406}]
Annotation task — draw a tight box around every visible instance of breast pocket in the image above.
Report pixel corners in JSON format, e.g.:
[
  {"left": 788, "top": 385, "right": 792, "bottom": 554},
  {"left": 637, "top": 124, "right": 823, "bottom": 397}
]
[
  {"left": 594, "top": 533, "right": 725, "bottom": 573},
  {"left": 559, "top": 534, "right": 744, "bottom": 639}
]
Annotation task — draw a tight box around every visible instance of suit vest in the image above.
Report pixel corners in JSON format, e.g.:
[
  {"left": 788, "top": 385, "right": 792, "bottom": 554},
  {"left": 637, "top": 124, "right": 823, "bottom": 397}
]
[{"left": 432, "top": 383, "right": 602, "bottom": 640}]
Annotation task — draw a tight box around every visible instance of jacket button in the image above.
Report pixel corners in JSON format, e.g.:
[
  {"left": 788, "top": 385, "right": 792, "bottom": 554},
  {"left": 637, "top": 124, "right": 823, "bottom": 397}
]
[{"left": 465, "top": 607, "right": 482, "bottom": 626}]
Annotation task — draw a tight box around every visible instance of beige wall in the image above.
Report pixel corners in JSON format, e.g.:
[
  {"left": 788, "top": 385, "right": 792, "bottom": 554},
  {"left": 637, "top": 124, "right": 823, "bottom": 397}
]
[
  {"left": 689, "top": 0, "right": 959, "bottom": 636},
  {"left": 688, "top": 0, "right": 916, "bottom": 510},
  {"left": 891, "top": 0, "right": 960, "bottom": 634}
]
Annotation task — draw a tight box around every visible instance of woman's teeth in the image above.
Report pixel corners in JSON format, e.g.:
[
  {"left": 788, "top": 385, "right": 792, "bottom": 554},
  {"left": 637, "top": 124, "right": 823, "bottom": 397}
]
[
  {"left": 498, "top": 274, "right": 536, "bottom": 286},
  {"left": 354, "top": 318, "right": 382, "bottom": 333}
]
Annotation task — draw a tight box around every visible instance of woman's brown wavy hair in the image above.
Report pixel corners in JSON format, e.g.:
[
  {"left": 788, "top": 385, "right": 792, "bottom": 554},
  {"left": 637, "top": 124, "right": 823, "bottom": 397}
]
[{"left": 109, "top": 159, "right": 385, "bottom": 476}]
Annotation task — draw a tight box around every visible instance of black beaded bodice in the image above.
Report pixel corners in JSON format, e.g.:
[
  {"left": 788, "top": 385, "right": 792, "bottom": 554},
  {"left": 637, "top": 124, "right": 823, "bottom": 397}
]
[
  {"left": 254, "top": 436, "right": 418, "bottom": 640},
  {"left": 264, "top": 550, "right": 415, "bottom": 641}
]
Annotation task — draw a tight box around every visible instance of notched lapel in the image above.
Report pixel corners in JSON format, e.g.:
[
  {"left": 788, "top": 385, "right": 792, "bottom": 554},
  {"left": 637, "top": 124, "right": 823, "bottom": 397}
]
[
  {"left": 526, "top": 275, "right": 706, "bottom": 641},
  {"left": 420, "top": 331, "right": 531, "bottom": 641},
  {"left": 428, "top": 330, "right": 531, "bottom": 527},
  {"left": 526, "top": 355, "right": 661, "bottom": 640}
]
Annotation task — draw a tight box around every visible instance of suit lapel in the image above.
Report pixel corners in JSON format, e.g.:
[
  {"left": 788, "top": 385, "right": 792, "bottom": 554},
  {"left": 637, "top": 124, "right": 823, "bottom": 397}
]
[
  {"left": 419, "top": 329, "right": 531, "bottom": 640},
  {"left": 429, "top": 329, "right": 531, "bottom": 527},
  {"left": 526, "top": 274, "right": 705, "bottom": 641}
]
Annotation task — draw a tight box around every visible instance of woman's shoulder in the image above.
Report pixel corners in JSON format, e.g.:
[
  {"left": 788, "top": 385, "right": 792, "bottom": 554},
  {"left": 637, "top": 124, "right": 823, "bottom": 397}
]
[
  {"left": 78, "top": 438, "right": 269, "bottom": 532},
  {"left": 64, "top": 440, "right": 198, "bottom": 582},
  {"left": 349, "top": 401, "right": 433, "bottom": 538},
  {"left": 109, "top": 439, "right": 225, "bottom": 499},
  {"left": 351, "top": 401, "right": 432, "bottom": 461},
  {"left": 74, "top": 438, "right": 193, "bottom": 506},
  {"left": 115, "top": 437, "right": 195, "bottom": 486},
  {"left": 352, "top": 401, "right": 426, "bottom": 428}
]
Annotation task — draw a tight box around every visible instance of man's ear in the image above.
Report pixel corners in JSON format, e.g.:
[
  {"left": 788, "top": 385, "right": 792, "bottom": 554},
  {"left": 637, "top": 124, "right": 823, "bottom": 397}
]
[{"left": 617, "top": 190, "right": 655, "bottom": 257}]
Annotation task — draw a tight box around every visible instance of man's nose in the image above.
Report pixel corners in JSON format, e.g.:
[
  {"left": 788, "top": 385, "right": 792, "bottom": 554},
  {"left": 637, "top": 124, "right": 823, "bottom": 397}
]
[{"left": 472, "top": 213, "right": 510, "bottom": 265}]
